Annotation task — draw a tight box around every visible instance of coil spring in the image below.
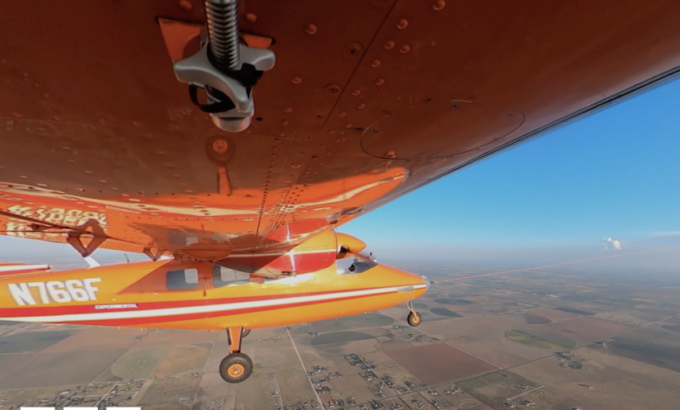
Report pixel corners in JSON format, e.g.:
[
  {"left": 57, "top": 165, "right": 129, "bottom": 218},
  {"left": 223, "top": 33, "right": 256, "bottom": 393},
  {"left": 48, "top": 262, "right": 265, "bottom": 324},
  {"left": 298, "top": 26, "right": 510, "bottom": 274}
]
[{"left": 204, "top": 0, "right": 240, "bottom": 71}]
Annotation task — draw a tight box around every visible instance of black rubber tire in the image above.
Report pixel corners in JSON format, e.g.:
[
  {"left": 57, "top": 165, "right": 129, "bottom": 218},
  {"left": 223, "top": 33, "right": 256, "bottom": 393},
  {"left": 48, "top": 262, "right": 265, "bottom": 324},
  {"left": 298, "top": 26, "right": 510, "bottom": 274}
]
[
  {"left": 242, "top": 328, "right": 251, "bottom": 338},
  {"left": 407, "top": 311, "right": 422, "bottom": 327},
  {"left": 219, "top": 352, "right": 253, "bottom": 383}
]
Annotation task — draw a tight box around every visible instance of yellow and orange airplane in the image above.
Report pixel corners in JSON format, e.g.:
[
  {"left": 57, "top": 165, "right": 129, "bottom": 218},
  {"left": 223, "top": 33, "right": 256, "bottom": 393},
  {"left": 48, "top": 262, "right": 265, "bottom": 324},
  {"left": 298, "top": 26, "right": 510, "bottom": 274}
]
[{"left": 1, "top": 0, "right": 680, "bottom": 383}]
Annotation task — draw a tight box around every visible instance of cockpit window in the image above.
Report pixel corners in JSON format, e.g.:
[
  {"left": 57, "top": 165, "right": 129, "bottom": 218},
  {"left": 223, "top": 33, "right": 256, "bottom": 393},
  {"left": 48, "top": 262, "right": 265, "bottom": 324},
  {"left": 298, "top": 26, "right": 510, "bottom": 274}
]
[
  {"left": 336, "top": 253, "right": 379, "bottom": 274},
  {"left": 213, "top": 265, "right": 250, "bottom": 287},
  {"left": 166, "top": 268, "right": 199, "bottom": 290}
]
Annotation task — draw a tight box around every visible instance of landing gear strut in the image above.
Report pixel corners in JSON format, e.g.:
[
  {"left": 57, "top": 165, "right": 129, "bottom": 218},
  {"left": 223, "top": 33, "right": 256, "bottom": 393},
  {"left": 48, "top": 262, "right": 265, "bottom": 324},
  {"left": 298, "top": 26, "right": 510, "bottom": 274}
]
[
  {"left": 219, "top": 327, "right": 253, "bottom": 383},
  {"left": 406, "top": 301, "right": 422, "bottom": 327}
]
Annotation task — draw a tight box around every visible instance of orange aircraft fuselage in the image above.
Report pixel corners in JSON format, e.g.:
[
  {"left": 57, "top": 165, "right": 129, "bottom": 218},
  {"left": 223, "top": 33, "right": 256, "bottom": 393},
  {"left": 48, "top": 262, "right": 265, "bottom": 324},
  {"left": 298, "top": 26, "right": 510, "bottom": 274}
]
[{"left": 0, "top": 258, "right": 427, "bottom": 331}]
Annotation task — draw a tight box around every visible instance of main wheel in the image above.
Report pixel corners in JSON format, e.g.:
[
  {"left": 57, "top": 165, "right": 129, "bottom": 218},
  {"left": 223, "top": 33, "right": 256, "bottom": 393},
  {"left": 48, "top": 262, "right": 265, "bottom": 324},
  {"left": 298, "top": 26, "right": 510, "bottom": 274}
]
[
  {"left": 219, "top": 352, "right": 253, "bottom": 383},
  {"left": 242, "top": 328, "right": 251, "bottom": 338},
  {"left": 407, "top": 311, "right": 422, "bottom": 327}
]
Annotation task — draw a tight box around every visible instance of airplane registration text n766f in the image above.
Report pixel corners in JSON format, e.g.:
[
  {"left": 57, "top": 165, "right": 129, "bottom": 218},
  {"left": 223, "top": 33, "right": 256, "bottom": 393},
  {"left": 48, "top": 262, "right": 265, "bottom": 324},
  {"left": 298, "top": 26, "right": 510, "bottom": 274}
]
[{"left": 8, "top": 278, "right": 101, "bottom": 305}]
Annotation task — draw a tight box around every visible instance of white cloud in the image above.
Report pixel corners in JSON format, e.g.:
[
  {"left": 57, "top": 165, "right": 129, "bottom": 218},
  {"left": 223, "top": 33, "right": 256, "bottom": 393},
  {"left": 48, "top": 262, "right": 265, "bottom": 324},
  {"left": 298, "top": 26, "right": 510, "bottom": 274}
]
[{"left": 603, "top": 236, "right": 622, "bottom": 250}]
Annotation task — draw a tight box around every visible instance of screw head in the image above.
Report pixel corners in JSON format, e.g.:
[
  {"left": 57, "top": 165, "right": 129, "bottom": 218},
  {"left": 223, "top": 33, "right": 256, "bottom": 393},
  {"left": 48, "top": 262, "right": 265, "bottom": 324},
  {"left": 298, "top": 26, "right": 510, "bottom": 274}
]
[
  {"left": 305, "top": 24, "right": 317, "bottom": 34},
  {"left": 178, "top": 0, "right": 193, "bottom": 11},
  {"left": 212, "top": 139, "right": 228, "bottom": 154}
]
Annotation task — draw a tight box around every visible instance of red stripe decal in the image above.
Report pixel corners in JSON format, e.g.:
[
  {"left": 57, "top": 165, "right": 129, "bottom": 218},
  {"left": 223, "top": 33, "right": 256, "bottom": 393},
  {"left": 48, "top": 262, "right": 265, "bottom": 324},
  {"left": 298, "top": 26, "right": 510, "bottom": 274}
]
[{"left": 0, "top": 285, "right": 418, "bottom": 318}]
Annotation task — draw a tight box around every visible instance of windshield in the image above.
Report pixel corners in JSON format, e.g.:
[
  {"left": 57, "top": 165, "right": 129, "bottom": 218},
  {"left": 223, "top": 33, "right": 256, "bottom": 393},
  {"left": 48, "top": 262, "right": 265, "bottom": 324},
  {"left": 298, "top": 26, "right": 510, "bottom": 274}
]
[{"left": 336, "top": 252, "right": 379, "bottom": 274}]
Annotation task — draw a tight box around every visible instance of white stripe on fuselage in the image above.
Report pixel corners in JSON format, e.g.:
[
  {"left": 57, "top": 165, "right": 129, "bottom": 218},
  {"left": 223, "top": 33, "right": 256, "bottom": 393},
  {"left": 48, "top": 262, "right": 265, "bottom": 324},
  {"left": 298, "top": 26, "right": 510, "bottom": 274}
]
[
  {"left": 0, "top": 265, "right": 50, "bottom": 273},
  {"left": 0, "top": 284, "right": 427, "bottom": 323}
]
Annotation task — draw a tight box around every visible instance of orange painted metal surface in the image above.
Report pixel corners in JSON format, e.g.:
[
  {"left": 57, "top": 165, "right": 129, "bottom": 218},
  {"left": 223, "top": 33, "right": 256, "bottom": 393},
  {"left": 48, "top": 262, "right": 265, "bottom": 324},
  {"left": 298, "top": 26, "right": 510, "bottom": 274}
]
[
  {"left": 0, "top": 1, "right": 680, "bottom": 269},
  {"left": 0, "top": 256, "right": 427, "bottom": 330}
]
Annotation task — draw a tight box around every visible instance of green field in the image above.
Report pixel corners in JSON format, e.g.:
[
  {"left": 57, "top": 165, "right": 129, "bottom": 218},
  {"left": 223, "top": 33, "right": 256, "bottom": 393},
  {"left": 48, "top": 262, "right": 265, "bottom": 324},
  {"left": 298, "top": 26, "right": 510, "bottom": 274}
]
[
  {"left": 413, "top": 301, "right": 429, "bottom": 309},
  {"left": 505, "top": 330, "right": 576, "bottom": 350},
  {"left": 0, "top": 330, "right": 74, "bottom": 353},
  {"left": 430, "top": 307, "right": 462, "bottom": 317},
  {"left": 554, "top": 307, "right": 594, "bottom": 316},
  {"left": 338, "top": 312, "right": 394, "bottom": 329},
  {"left": 310, "top": 331, "right": 374, "bottom": 346},
  {"left": 433, "top": 298, "right": 473, "bottom": 305},
  {"left": 662, "top": 325, "right": 680, "bottom": 334}
]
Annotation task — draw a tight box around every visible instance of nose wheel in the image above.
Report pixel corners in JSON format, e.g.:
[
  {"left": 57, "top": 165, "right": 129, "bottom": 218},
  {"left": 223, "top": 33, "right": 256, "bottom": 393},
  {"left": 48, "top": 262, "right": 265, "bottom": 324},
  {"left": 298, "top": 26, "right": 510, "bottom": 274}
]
[
  {"left": 406, "top": 301, "right": 422, "bottom": 327},
  {"left": 219, "top": 327, "right": 253, "bottom": 383}
]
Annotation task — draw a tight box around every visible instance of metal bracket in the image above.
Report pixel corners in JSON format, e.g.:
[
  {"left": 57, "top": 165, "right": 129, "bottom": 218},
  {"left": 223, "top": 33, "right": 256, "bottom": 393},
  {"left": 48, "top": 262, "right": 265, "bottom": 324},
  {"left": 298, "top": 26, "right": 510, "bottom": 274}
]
[
  {"left": 143, "top": 247, "right": 165, "bottom": 261},
  {"left": 173, "top": 35, "right": 275, "bottom": 132},
  {"left": 65, "top": 219, "right": 107, "bottom": 257}
]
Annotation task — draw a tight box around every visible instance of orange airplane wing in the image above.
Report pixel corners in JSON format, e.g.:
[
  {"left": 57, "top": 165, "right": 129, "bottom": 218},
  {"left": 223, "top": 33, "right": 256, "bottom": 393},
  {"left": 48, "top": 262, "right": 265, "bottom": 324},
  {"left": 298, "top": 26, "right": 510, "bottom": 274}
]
[{"left": 1, "top": 1, "right": 680, "bottom": 263}]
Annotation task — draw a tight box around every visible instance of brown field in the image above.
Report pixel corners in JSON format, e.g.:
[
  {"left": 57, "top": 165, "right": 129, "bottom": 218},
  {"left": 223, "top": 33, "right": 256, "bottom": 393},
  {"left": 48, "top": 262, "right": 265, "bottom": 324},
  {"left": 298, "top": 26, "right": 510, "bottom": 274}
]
[
  {"left": 512, "top": 347, "right": 680, "bottom": 410},
  {"left": 523, "top": 313, "right": 551, "bottom": 324},
  {"left": 419, "top": 315, "right": 523, "bottom": 342},
  {"left": 136, "top": 329, "right": 217, "bottom": 346},
  {"left": 152, "top": 344, "right": 210, "bottom": 377},
  {"left": 457, "top": 370, "right": 541, "bottom": 409},
  {"left": 138, "top": 374, "right": 200, "bottom": 409},
  {"left": 42, "top": 327, "right": 145, "bottom": 352},
  {"left": 537, "top": 317, "right": 633, "bottom": 344},
  {"left": 527, "top": 308, "right": 577, "bottom": 321},
  {"left": 449, "top": 336, "right": 553, "bottom": 368},
  {"left": 110, "top": 346, "right": 172, "bottom": 380},
  {"left": 385, "top": 343, "right": 498, "bottom": 385}
]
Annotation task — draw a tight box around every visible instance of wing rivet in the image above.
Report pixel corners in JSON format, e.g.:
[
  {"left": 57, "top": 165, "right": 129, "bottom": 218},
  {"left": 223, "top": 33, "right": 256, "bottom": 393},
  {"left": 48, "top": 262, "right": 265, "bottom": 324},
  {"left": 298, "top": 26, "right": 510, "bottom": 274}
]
[
  {"left": 345, "top": 123, "right": 353, "bottom": 128},
  {"left": 433, "top": 0, "right": 446, "bottom": 10},
  {"left": 396, "top": 19, "right": 409, "bottom": 29},
  {"left": 281, "top": 120, "right": 289, "bottom": 126},
  {"left": 344, "top": 43, "right": 364, "bottom": 59},
  {"left": 305, "top": 24, "right": 318, "bottom": 35},
  {"left": 334, "top": 138, "right": 342, "bottom": 143},
  {"left": 328, "top": 130, "right": 335, "bottom": 134},
  {"left": 132, "top": 121, "right": 142, "bottom": 126},
  {"left": 291, "top": 163, "right": 302, "bottom": 168},
  {"left": 178, "top": 0, "right": 193, "bottom": 11},
  {"left": 386, "top": 150, "right": 397, "bottom": 158},
  {"left": 351, "top": 89, "right": 361, "bottom": 96},
  {"left": 384, "top": 41, "right": 395, "bottom": 50},
  {"left": 357, "top": 103, "right": 366, "bottom": 110},
  {"left": 375, "top": 78, "right": 385, "bottom": 86},
  {"left": 291, "top": 76, "right": 302, "bottom": 84},
  {"left": 338, "top": 111, "right": 347, "bottom": 117},
  {"left": 399, "top": 45, "right": 411, "bottom": 54},
  {"left": 279, "top": 133, "right": 286, "bottom": 137},
  {"left": 283, "top": 107, "right": 293, "bottom": 113},
  {"left": 246, "top": 13, "right": 257, "bottom": 23},
  {"left": 371, "top": 59, "right": 381, "bottom": 68},
  {"left": 324, "top": 83, "right": 342, "bottom": 95}
]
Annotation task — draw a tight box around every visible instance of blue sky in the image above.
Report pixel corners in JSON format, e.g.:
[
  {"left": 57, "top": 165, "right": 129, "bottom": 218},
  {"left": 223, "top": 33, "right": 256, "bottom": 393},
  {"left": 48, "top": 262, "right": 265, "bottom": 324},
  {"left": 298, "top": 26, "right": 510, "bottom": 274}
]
[{"left": 341, "top": 76, "right": 680, "bottom": 269}]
